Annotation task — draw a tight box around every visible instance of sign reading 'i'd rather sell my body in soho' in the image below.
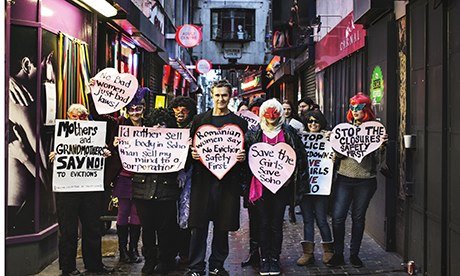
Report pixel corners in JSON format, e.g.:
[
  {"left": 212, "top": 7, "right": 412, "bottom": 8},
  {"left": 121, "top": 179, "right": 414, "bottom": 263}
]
[
  {"left": 53, "top": 120, "right": 107, "bottom": 192},
  {"left": 193, "top": 124, "right": 244, "bottom": 180},
  {"left": 118, "top": 126, "right": 190, "bottom": 173},
  {"left": 300, "top": 132, "right": 334, "bottom": 195}
]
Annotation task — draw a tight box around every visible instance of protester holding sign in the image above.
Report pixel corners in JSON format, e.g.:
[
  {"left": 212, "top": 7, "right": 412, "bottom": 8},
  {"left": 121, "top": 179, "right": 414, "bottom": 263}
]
[
  {"left": 50, "top": 104, "right": 114, "bottom": 276},
  {"left": 187, "top": 80, "right": 248, "bottom": 276},
  {"left": 245, "top": 99, "right": 308, "bottom": 276},
  {"left": 169, "top": 96, "right": 198, "bottom": 265},
  {"left": 297, "top": 110, "right": 334, "bottom": 266},
  {"left": 131, "top": 108, "right": 182, "bottom": 275},
  {"left": 327, "top": 92, "right": 387, "bottom": 268}
]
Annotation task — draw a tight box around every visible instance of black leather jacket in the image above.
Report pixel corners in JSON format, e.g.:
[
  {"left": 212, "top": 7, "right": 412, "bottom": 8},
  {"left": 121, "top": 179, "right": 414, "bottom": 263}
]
[{"left": 132, "top": 172, "right": 180, "bottom": 201}]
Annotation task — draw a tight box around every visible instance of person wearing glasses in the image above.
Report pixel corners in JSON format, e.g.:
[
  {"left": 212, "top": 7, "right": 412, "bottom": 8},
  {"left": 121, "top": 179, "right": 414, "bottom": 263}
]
[
  {"left": 327, "top": 92, "right": 387, "bottom": 268},
  {"left": 296, "top": 110, "right": 334, "bottom": 266},
  {"left": 49, "top": 104, "right": 114, "bottom": 276}
]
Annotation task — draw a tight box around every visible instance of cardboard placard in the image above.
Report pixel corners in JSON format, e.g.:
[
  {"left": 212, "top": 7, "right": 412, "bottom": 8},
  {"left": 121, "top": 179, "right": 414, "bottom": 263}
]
[
  {"left": 118, "top": 126, "right": 190, "bottom": 173},
  {"left": 90, "top": 68, "right": 138, "bottom": 114},
  {"left": 330, "top": 121, "right": 387, "bottom": 163},
  {"left": 249, "top": 142, "right": 296, "bottom": 194},
  {"left": 300, "top": 132, "right": 334, "bottom": 195},
  {"left": 236, "top": 110, "right": 260, "bottom": 131},
  {"left": 52, "top": 120, "right": 107, "bottom": 192},
  {"left": 193, "top": 124, "right": 244, "bottom": 180}
]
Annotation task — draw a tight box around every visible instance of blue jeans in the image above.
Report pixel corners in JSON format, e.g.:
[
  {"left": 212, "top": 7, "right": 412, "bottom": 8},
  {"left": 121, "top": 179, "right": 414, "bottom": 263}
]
[
  {"left": 332, "top": 176, "right": 377, "bottom": 256},
  {"left": 299, "top": 195, "right": 332, "bottom": 242}
]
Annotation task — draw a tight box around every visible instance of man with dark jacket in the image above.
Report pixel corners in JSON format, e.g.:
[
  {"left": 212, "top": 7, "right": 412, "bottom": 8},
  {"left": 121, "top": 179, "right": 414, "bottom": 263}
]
[{"left": 186, "top": 80, "right": 248, "bottom": 276}]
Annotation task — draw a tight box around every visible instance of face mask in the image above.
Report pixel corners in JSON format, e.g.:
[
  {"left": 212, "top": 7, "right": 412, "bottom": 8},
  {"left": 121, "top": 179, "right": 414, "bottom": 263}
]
[{"left": 263, "top": 107, "right": 281, "bottom": 120}]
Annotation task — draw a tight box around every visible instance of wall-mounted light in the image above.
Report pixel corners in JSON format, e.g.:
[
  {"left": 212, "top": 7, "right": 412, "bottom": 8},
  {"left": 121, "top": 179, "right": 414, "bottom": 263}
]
[{"left": 79, "top": 0, "right": 117, "bottom": 17}]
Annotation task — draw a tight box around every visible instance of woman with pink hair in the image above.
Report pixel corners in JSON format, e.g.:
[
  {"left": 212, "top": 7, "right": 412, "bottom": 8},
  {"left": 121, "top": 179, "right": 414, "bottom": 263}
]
[{"left": 327, "top": 92, "right": 386, "bottom": 268}]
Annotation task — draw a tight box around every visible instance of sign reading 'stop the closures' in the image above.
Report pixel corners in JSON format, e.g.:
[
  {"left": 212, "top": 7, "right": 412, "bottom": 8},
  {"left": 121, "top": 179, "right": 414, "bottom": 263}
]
[
  {"left": 53, "top": 120, "right": 107, "bottom": 192},
  {"left": 300, "top": 132, "right": 334, "bottom": 195},
  {"left": 193, "top": 124, "right": 244, "bottom": 180},
  {"left": 90, "top": 68, "right": 139, "bottom": 114},
  {"left": 249, "top": 142, "right": 296, "bottom": 194},
  {"left": 118, "top": 126, "right": 190, "bottom": 173},
  {"left": 236, "top": 110, "right": 260, "bottom": 131},
  {"left": 330, "top": 121, "right": 387, "bottom": 163},
  {"left": 176, "top": 24, "right": 202, "bottom": 48}
]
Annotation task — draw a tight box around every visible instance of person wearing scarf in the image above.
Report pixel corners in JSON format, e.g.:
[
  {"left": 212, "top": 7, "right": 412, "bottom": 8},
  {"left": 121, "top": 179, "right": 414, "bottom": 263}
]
[{"left": 245, "top": 99, "right": 309, "bottom": 275}]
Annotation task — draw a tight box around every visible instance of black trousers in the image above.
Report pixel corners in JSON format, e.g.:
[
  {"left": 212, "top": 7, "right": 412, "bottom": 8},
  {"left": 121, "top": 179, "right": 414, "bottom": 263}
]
[
  {"left": 134, "top": 199, "right": 178, "bottom": 265},
  {"left": 248, "top": 204, "right": 260, "bottom": 246},
  {"left": 255, "top": 187, "right": 290, "bottom": 259},
  {"left": 188, "top": 223, "right": 229, "bottom": 273},
  {"left": 55, "top": 192, "right": 104, "bottom": 272}
]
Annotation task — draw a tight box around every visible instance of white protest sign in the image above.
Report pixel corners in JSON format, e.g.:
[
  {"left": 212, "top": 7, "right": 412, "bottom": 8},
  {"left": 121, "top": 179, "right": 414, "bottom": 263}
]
[
  {"left": 193, "top": 124, "right": 244, "bottom": 180},
  {"left": 236, "top": 110, "right": 260, "bottom": 131},
  {"left": 52, "top": 120, "right": 107, "bottom": 192},
  {"left": 249, "top": 142, "right": 296, "bottom": 194},
  {"left": 90, "top": 68, "right": 139, "bottom": 114},
  {"left": 300, "top": 132, "right": 334, "bottom": 195},
  {"left": 330, "top": 121, "right": 387, "bottom": 163},
  {"left": 118, "top": 126, "right": 190, "bottom": 173}
]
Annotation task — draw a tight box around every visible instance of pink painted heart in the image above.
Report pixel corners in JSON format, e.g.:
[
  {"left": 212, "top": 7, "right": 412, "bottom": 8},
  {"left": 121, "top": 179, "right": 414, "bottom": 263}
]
[
  {"left": 249, "top": 142, "right": 296, "bottom": 194},
  {"left": 193, "top": 124, "right": 244, "bottom": 180},
  {"left": 330, "top": 121, "right": 387, "bottom": 163},
  {"left": 236, "top": 110, "right": 260, "bottom": 131},
  {"left": 90, "top": 68, "right": 139, "bottom": 114}
]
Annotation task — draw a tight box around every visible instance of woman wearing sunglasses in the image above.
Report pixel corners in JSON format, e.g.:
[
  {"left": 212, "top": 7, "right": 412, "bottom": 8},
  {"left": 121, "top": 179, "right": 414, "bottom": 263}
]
[
  {"left": 327, "top": 92, "right": 387, "bottom": 268},
  {"left": 296, "top": 110, "right": 334, "bottom": 266}
]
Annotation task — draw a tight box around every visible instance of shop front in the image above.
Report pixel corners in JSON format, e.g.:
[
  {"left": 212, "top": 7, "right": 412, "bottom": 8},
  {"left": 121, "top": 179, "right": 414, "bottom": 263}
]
[{"left": 239, "top": 70, "right": 265, "bottom": 102}]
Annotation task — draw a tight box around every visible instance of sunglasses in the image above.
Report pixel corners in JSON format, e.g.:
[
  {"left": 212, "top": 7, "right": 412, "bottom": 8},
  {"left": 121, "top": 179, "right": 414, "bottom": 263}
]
[
  {"left": 307, "top": 119, "right": 319, "bottom": 124},
  {"left": 349, "top": 103, "right": 366, "bottom": 112},
  {"left": 127, "top": 105, "right": 144, "bottom": 113}
]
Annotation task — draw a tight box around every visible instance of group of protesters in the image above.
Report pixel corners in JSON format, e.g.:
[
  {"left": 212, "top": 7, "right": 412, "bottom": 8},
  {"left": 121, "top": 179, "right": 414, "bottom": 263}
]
[{"left": 52, "top": 78, "right": 386, "bottom": 276}]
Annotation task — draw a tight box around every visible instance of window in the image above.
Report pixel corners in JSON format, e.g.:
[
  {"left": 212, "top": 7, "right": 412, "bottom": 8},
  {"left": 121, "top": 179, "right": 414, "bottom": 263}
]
[{"left": 211, "top": 9, "right": 255, "bottom": 41}]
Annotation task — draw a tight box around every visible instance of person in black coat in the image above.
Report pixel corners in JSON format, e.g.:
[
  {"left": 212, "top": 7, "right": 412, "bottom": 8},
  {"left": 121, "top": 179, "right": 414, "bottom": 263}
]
[{"left": 186, "top": 80, "right": 248, "bottom": 276}]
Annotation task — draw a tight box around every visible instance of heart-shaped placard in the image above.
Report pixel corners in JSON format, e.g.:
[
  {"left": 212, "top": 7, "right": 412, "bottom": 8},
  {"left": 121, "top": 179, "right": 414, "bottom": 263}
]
[
  {"left": 249, "top": 142, "right": 296, "bottom": 194},
  {"left": 330, "top": 121, "right": 387, "bottom": 163},
  {"left": 90, "top": 68, "right": 139, "bottom": 114},
  {"left": 193, "top": 124, "right": 244, "bottom": 180},
  {"left": 236, "top": 110, "right": 260, "bottom": 131}
]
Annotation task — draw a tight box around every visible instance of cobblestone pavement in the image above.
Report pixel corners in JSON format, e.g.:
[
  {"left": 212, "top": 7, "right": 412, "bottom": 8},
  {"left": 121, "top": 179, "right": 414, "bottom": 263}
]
[{"left": 38, "top": 206, "right": 407, "bottom": 276}]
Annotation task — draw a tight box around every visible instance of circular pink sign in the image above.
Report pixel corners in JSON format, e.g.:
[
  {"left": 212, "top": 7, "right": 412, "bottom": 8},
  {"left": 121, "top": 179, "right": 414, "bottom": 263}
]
[
  {"left": 176, "top": 24, "right": 202, "bottom": 48},
  {"left": 196, "top": 59, "right": 212, "bottom": 74}
]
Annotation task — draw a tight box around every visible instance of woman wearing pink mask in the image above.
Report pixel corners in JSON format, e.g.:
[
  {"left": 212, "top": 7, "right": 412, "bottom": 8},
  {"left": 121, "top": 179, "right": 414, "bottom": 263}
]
[{"left": 245, "top": 99, "right": 309, "bottom": 275}]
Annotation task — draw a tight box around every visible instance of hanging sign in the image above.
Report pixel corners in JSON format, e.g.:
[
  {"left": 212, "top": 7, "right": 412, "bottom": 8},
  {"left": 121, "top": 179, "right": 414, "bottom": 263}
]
[
  {"left": 193, "top": 124, "right": 244, "bottom": 180},
  {"left": 118, "top": 126, "right": 190, "bottom": 173},
  {"left": 90, "top": 68, "right": 139, "bottom": 114},
  {"left": 249, "top": 142, "right": 296, "bottom": 194},
  {"left": 370, "top": 66, "right": 385, "bottom": 104},
  {"left": 176, "top": 24, "right": 202, "bottom": 48},
  {"left": 52, "top": 120, "right": 107, "bottom": 192},
  {"left": 330, "top": 121, "right": 387, "bottom": 163},
  {"left": 300, "top": 132, "right": 334, "bottom": 195},
  {"left": 196, "top": 59, "right": 212, "bottom": 74}
]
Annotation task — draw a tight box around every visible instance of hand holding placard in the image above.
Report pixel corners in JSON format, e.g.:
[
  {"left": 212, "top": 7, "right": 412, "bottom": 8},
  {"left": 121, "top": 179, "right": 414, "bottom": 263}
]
[
  {"left": 193, "top": 124, "right": 244, "bottom": 180},
  {"left": 90, "top": 68, "right": 138, "bottom": 114},
  {"left": 330, "top": 121, "right": 387, "bottom": 163},
  {"left": 248, "top": 142, "right": 296, "bottom": 194}
]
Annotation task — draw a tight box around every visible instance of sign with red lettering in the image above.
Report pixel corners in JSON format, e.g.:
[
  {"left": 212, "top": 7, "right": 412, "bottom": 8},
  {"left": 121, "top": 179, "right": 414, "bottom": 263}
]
[
  {"left": 315, "top": 12, "right": 366, "bottom": 71},
  {"left": 330, "top": 121, "right": 386, "bottom": 163},
  {"left": 176, "top": 24, "right": 202, "bottom": 48},
  {"left": 196, "top": 59, "right": 212, "bottom": 74},
  {"left": 193, "top": 124, "right": 244, "bottom": 180},
  {"left": 90, "top": 68, "right": 139, "bottom": 114},
  {"left": 249, "top": 142, "right": 296, "bottom": 194},
  {"left": 300, "top": 132, "right": 334, "bottom": 195}
]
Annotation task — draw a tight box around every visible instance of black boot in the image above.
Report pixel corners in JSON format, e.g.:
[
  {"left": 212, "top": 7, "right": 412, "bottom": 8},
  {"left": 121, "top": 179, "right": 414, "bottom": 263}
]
[
  {"left": 128, "top": 224, "right": 142, "bottom": 263},
  {"left": 117, "top": 224, "right": 130, "bottom": 263},
  {"left": 142, "top": 246, "right": 157, "bottom": 274},
  {"left": 241, "top": 241, "right": 260, "bottom": 267}
]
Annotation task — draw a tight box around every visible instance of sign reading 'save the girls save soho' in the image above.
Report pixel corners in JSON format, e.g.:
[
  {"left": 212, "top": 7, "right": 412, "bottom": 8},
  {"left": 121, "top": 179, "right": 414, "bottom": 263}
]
[{"left": 53, "top": 120, "right": 107, "bottom": 192}]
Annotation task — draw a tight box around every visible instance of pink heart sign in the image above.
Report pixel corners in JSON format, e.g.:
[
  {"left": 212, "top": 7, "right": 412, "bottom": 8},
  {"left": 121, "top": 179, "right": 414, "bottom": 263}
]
[
  {"left": 249, "top": 142, "right": 296, "bottom": 194},
  {"left": 330, "top": 121, "right": 387, "bottom": 163},
  {"left": 236, "top": 110, "right": 260, "bottom": 131},
  {"left": 193, "top": 124, "right": 244, "bottom": 180},
  {"left": 90, "top": 68, "right": 139, "bottom": 114}
]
